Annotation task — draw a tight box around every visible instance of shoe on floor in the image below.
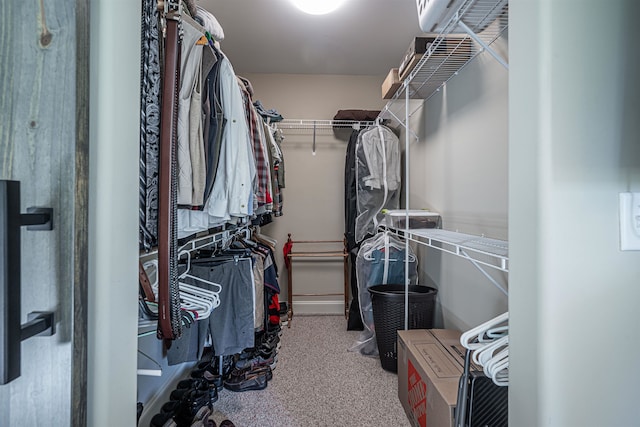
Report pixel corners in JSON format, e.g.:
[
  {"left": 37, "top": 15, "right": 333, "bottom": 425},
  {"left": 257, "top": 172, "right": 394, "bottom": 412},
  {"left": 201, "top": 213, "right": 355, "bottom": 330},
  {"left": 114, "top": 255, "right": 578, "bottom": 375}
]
[
  {"left": 150, "top": 412, "right": 177, "bottom": 427},
  {"left": 175, "top": 378, "right": 219, "bottom": 404},
  {"left": 219, "top": 420, "right": 235, "bottom": 427},
  {"left": 228, "top": 365, "right": 273, "bottom": 382},
  {"left": 223, "top": 371, "right": 268, "bottom": 392},
  {"left": 190, "top": 405, "right": 213, "bottom": 426},
  {"left": 234, "top": 353, "right": 276, "bottom": 371},
  {"left": 163, "top": 388, "right": 211, "bottom": 425}
]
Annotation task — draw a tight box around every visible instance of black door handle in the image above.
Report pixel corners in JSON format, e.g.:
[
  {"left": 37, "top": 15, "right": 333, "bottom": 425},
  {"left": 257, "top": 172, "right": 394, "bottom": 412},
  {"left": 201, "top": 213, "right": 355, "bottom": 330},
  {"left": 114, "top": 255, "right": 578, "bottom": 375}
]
[{"left": 1, "top": 180, "right": 55, "bottom": 385}]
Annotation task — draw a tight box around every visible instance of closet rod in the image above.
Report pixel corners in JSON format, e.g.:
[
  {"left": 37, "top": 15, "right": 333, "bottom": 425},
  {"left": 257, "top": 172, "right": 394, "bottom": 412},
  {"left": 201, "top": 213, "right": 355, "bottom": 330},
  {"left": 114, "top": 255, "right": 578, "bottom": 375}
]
[
  {"left": 287, "top": 252, "right": 347, "bottom": 258},
  {"left": 278, "top": 119, "right": 375, "bottom": 130},
  {"left": 140, "top": 225, "right": 250, "bottom": 258},
  {"left": 291, "top": 239, "right": 343, "bottom": 244}
]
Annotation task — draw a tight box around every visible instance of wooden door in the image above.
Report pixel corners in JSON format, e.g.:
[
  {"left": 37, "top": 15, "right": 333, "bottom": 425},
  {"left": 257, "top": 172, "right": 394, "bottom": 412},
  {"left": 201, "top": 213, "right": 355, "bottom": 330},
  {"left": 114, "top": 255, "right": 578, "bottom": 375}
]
[{"left": 0, "top": 0, "right": 89, "bottom": 425}]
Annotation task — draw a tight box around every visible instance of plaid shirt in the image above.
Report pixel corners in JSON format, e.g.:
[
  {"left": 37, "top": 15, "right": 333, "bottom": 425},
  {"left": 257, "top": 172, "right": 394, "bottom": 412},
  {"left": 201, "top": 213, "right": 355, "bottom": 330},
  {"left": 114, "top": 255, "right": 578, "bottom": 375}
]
[{"left": 237, "top": 77, "right": 270, "bottom": 208}]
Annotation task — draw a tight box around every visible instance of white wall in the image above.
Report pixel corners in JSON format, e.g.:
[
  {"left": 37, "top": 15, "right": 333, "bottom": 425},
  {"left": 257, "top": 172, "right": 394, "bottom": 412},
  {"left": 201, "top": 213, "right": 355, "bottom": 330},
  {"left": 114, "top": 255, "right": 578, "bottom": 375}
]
[
  {"left": 510, "top": 0, "right": 640, "bottom": 425},
  {"left": 88, "top": 1, "right": 140, "bottom": 426},
  {"left": 243, "top": 73, "right": 385, "bottom": 315},
  {"left": 405, "top": 38, "right": 509, "bottom": 331}
]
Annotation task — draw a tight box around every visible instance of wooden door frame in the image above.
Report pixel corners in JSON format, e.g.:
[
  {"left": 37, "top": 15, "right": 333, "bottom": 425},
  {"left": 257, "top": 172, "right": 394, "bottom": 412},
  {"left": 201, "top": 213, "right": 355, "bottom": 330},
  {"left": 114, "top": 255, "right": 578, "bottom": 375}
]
[{"left": 73, "top": 0, "right": 90, "bottom": 425}]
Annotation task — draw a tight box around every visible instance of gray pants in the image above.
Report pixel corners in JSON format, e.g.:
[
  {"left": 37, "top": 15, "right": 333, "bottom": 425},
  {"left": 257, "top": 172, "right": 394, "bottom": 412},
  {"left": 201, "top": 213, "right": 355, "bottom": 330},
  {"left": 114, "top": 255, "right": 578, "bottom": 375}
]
[{"left": 185, "top": 257, "right": 255, "bottom": 355}]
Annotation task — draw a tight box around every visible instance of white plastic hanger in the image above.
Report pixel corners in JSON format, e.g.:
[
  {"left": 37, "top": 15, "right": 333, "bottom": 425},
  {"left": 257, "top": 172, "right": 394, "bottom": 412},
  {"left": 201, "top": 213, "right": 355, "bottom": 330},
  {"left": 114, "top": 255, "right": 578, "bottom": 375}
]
[
  {"left": 180, "top": 292, "right": 213, "bottom": 320},
  {"left": 180, "top": 282, "right": 220, "bottom": 309},
  {"left": 460, "top": 311, "right": 509, "bottom": 350},
  {"left": 485, "top": 348, "right": 509, "bottom": 386},
  {"left": 178, "top": 250, "right": 223, "bottom": 293},
  {"left": 362, "top": 232, "right": 416, "bottom": 262},
  {"left": 461, "top": 311, "right": 510, "bottom": 387},
  {"left": 473, "top": 335, "right": 508, "bottom": 366},
  {"left": 176, "top": 250, "right": 223, "bottom": 320}
]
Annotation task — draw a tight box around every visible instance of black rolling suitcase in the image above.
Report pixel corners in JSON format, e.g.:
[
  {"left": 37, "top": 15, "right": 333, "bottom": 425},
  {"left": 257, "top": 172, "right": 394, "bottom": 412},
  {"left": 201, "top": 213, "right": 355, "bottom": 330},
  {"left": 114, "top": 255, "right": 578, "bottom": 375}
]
[{"left": 454, "top": 350, "right": 508, "bottom": 427}]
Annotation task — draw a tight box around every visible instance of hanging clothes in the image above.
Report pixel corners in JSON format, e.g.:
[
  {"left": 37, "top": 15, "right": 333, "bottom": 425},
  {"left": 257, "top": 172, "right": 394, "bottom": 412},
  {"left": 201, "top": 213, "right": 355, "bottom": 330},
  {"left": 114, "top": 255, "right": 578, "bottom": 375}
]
[
  {"left": 202, "top": 45, "right": 225, "bottom": 206},
  {"left": 350, "top": 232, "right": 418, "bottom": 356},
  {"left": 354, "top": 124, "right": 401, "bottom": 243},
  {"left": 139, "top": 0, "right": 161, "bottom": 250},
  {"left": 205, "top": 55, "right": 256, "bottom": 220},
  {"left": 194, "top": 5, "right": 225, "bottom": 43},
  {"left": 186, "top": 256, "right": 255, "bottom": 356},
  {"left": 166, "top": 310, "right": 209, "bottom": 366},
  {"left": 176, "top": 14, "right": 207, "bottom": 206},
  {"left": 250, "top": 249, "right": 266, "bottom": 330},
  {"left": 266, "top": 124, "right": 285, "bottom": 217},
  {"left": 237, "top": 76, "right": 272, "bottom": 212},
  {"left": 344, "top": 128, "right": 364, "bottom": 330},
  {"left": 139, "top": 2, "right": 288, "bottom": 351}
]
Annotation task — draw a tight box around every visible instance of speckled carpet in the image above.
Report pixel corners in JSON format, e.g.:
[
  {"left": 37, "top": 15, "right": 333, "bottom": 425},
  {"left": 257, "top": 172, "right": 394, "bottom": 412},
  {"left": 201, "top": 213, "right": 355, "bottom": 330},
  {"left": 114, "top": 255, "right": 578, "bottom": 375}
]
[{"left": 207, "top": 315, "right": 411, "bottom": 427}]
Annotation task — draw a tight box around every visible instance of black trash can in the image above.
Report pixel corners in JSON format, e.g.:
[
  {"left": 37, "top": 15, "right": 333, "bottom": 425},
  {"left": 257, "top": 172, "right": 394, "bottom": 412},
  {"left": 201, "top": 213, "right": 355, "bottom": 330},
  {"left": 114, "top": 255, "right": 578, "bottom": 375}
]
[{"left": 369, "top": 284, "right": 437, "bottom": 372}]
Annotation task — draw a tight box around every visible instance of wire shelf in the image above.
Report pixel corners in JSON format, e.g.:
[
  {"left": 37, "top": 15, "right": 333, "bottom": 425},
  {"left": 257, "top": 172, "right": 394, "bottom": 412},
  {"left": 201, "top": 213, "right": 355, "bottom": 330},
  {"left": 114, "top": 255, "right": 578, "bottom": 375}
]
[
  {"left": 278, "top": 119, "right": 375, "bottom": 133},
  {"left": 387, "top": 227, "right": 508, "bottom": 272},
  {"left": 381, "top": 0, "right": 508, "bottom": 123}
]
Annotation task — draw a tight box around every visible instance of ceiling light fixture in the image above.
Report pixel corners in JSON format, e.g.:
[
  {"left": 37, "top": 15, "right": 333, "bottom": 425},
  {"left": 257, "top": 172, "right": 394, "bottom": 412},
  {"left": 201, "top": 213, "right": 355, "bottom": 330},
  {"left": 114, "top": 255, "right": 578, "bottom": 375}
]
[{"left": 289, "top": 0, "right": 347, "bottom": 15}]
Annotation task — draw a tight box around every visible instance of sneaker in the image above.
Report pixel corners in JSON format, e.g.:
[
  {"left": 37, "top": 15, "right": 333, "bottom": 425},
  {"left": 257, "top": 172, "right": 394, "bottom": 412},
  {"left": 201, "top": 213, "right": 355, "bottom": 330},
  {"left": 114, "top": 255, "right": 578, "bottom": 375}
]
[
  {"left": 234, "top": 353, "right": 277, "bottom": 371},
  {"left": 223, "top": 371, "right": 268, "bottom": 392},
  {"left": 150, "top": 412, "right": 176, "bottom": 427},
  {"left": 174, "top": 378, "right": 218, "bottom": 404},
  {"left": 228, "top": 365, "right": 273, "bottom": 382}
]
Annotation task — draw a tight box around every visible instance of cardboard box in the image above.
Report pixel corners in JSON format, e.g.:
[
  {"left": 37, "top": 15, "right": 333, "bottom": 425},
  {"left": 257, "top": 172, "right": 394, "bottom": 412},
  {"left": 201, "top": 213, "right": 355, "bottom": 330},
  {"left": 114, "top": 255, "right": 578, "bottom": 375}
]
[
  {"left": 398, "top": 37, "right": 435, "bottom": 80},
  {"left": 398, "top": 329, "right": 476, "bottom": 427},
  {"left": 398, "top": 37, "right": 473, "bottom": 81},
  {"left": 382, "top": 68, "right": 401, "bottom": 99}
]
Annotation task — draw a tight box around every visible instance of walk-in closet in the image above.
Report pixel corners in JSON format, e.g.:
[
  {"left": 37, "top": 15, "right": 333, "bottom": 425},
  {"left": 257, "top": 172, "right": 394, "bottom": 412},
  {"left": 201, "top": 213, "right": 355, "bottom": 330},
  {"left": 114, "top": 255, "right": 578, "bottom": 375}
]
[
  {"left": 133, "top": 1, "right": 513, "bottom": 424},
  {"left": 2, "top": 0, "right": 638, "bottom": 426}
]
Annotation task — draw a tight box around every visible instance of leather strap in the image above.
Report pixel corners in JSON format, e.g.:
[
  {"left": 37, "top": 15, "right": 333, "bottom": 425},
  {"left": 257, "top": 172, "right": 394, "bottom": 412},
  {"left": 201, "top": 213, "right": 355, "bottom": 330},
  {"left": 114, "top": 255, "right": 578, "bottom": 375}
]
[
  {"left": 157, "top": 17, "right": 181, "bottom": 340},
  {"left": 138, "top": 261, "right": 155, "bottom": 302}
]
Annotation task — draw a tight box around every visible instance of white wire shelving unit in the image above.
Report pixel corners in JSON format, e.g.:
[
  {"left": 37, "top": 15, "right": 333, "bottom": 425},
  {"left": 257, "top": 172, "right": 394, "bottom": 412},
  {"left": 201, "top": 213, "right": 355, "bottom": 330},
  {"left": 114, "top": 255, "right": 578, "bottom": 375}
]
[
  {"left": 378, "top": 0, "right": 510, "bottom": 328},
  {"left": 384, "top": 226, "right": 509, "bottom": 297},
  {"left": 389, "top": 228, "right": 508, "bottom": 272},
  {"left": 380, "top": 0, "right": 509, "bottom": 129}
]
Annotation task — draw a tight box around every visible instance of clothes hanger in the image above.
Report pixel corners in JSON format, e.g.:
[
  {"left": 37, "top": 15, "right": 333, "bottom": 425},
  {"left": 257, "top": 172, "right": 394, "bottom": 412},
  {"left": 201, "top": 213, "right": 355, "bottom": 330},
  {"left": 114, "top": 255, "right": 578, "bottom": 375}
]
[
  {"left": 255, "top": 232, "right": 276, "bottom": 246},
  {"left": 180, "top": 282, "right": 220, "bottom": 308},
  {"left": 483, "top": 346, "right": 509, "bottom": 373},
  {"left": 177, "top": 250, "right": 224, "bottom": 292},
  {"left": 179, "top": 293, "right": 212, "bottom": 320},
  {"left": 460, "top": 313, "right": 510, "bottom": 386},
  {"left": 238, "top": 237, "right": 257, "bottom": 248},
  {"left": 176, "top": 249, "right": 221, "bottom": 320},
  {"left": 472, "top": 334, "right": 508, "bottom": 366},
  {"left": 362, "top": 231, "right": 416, "bottom": 262},
  {"left": 460, "top": 311, "right": 509, "bottom": 350},
  {"left": 485, "top": 348, "right": 509, "bottom": 386}
]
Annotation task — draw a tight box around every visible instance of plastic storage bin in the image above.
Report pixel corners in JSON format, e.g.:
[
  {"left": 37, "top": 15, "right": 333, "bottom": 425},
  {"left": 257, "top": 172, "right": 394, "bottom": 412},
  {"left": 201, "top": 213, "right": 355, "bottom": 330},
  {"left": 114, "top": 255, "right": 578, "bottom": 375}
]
[
  {"left": 369, "top": 284, "right": 438, "bottom": 372},
  {"left": 382, "top": 210, "right": 442, "bottom": 230}
]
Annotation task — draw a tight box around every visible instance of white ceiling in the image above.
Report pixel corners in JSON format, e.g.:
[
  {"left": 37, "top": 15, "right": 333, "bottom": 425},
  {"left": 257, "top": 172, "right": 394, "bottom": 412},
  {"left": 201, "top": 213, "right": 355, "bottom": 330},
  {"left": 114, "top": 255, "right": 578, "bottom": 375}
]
[{"left": 199, "top": 0, "right": 425, "bottom": 76}]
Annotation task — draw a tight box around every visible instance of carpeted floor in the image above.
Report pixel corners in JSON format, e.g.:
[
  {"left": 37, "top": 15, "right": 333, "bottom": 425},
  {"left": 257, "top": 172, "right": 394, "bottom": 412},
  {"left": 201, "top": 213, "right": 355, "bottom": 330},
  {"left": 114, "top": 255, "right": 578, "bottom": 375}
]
[{"left": 207, "top": 315, "right": 411, "bottom": 427}]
